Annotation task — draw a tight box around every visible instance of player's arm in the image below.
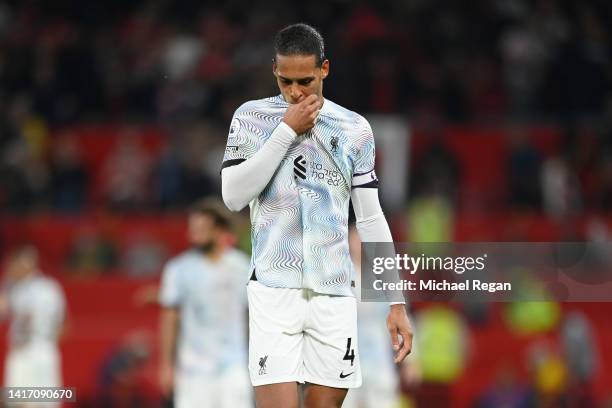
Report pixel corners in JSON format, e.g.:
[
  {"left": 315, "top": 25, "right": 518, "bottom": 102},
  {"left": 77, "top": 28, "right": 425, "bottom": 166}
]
[
  {"left": 221, "top": 95, "right": 322, "bottom": 211},
  {"left": 159, "top": 306, "right": 179, "bottom": 396},
  {"left": 351, "top": 116, "right": 413, "bottom": 363},
  {"left": 351, "top": 187, "right": 404, "bottom": 301},
  {"left": 158, "top": 263, "right": 182, "bottom": 396},
  {"left": 0, "top": 291, "right": 9, "bottom": 322},
  {"left": 351, "top": 187, "right": 414, "bottom": 363}
]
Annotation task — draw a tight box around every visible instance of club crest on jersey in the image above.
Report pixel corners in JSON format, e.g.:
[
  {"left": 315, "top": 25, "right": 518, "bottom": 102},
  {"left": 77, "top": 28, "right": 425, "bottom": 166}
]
[
  {"left": 259, "top": 355, "right": 268, "bottom": 375},
  {"left": 330, "top": 136, "right": 339, "bottom": 155}
]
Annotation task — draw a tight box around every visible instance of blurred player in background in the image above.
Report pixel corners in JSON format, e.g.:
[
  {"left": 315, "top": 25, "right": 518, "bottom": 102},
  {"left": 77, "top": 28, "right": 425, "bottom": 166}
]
[
  {"left": 0, "top": 246, "right": 66, "bottom": 408},
  {"left": 158, "top": 199, "right": 251, "bottom": 408},
  {"left": 342, "top": 226, "right": 401, "bottom": 408},
  {"left": 221, "top": 23, "right": 412, "bottom": 408}
]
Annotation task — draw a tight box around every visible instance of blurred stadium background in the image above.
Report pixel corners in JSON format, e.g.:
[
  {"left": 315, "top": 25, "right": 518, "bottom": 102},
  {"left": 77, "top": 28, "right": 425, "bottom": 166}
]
[{"left": 0, "top": 0, "right": 611, "bottom": 407}]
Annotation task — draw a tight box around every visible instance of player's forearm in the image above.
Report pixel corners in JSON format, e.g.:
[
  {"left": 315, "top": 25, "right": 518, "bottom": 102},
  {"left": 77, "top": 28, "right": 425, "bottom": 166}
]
[
  {"left": 352, "top": 188, "right": 405, "bottom": 304},
  {"left": 159, "top": 308, "right": 179, "bottom": 368},
  {"left": 354, "top": 212, "right": 393, "bottom": 241},
  {"left": 222, "top": 122, "right": 296, "bottom": 211},
  {"left": 355, "top": 213, "right": 406, "bottom": 304},
  {"left": 0, "top": 293, "right": 10, "bottom": 322}
]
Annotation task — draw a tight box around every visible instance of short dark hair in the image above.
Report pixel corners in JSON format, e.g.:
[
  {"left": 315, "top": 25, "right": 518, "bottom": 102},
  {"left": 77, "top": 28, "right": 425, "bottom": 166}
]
[
  {"left": 8, "top": 245, "right": 39, "bottom": 264},
  {"left": 189, "top": 199, "right": 232, "bottom": 231},
  {"left": 273, "top": 23, "right": 325, "bottom": 67}
]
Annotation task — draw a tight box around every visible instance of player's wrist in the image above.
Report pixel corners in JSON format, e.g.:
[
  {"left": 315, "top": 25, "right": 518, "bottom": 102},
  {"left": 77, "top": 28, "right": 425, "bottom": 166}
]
[{"left": 278, "top": 121, "right": 298, "bottom": 138}]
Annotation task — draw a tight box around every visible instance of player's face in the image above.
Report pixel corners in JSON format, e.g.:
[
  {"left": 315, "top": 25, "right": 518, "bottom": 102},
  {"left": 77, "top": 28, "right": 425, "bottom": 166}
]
[
  {"left": 188, "top": 214, "right": 217, "bottom": 248},
  {"left": 4, "top": 255, "right": 34, "bottom": 281},
  {"left": 273, "top": 54, "right": 329, "bottom": 104}
]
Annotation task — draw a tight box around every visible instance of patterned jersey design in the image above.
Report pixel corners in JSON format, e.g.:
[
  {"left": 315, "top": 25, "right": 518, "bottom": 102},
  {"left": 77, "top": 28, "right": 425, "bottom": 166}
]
[{"left": 222, "top": 95, "right": 378, "bottom": 296}]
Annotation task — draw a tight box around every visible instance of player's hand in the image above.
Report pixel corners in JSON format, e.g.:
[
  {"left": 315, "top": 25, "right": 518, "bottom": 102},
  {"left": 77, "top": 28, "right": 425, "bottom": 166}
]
[
  {"left": 283, "top": 94, "right": 322, "bottom": 135},
  {"left": 387, "top": 304, "right": 413, "bottom": 363},
  {"left": 159, "top": 363, "right": 174, "bottom": 396}
]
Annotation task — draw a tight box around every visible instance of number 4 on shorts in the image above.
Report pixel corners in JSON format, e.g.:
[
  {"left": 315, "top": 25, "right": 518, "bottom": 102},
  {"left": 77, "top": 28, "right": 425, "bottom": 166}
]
[{"left": 343, "top": 337, "right": 355, "bottom": 366}]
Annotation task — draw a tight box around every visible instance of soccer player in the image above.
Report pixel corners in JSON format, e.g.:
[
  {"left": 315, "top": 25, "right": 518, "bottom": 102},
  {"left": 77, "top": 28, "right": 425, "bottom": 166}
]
[
  {"left": 0, "top": 246, "right": 66, "bottom": 408},
  {"left": 158, "top": 200, "right": 251, "bottom": 408},
  {"left": 221, "top": 23, "right": 413, "bottom": 408}
]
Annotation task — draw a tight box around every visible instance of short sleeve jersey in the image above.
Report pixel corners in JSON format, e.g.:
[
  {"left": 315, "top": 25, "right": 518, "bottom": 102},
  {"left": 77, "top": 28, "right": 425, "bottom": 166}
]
[
  {"left": 222, "top": 95, "right": 378, "bottom": 296},
  {"left": 159, "top": 249, "right": 250, "bottom": 376},
  {"left": 9, "top": 274, "right": 65, "bottom": 347}
]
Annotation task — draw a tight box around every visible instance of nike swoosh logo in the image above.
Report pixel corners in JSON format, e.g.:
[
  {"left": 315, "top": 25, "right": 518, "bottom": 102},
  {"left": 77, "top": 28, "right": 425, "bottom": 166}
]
[{"left": 339, "top": 371, "right": 354, "bottom": 379}]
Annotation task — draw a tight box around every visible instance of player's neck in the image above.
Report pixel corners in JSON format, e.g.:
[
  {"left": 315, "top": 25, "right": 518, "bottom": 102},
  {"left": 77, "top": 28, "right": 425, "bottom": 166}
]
[{"left": 204, "top": 247, "right": 224, "bottom": 262}]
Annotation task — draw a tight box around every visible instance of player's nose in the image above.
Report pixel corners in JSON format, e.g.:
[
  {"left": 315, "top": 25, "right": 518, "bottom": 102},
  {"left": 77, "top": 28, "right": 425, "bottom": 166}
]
[{"left": 289, "top": 85, "right": 303, "bottom": 102}]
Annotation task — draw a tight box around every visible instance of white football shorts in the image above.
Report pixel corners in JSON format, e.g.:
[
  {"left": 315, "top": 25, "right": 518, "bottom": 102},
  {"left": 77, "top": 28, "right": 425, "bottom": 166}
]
[
  {"left": 174, "top": 366, "right": 252, "bottom": 408},
  {"left": 247, "top": 280, "right": 362, "bottom": 389},
  {"left": 4, "top": 342, "right": 61, "bottom": 408}
]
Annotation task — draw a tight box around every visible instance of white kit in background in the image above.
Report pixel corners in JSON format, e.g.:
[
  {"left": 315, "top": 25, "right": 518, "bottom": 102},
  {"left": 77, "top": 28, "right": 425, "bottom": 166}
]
[
  {"left": 4, "top": 272, "right": 65, "bottom": 408},
  {"left": 159, "top": 248, "right": 252, "bottom": 408}
]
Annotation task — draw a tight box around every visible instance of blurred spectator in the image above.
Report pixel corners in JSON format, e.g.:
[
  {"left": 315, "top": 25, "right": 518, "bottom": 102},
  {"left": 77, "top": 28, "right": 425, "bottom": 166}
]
[
  {"left": 408, "top": 136, "right": 457, "bottom": 243},
  {"left": 476, "top": 366, "right": 529, "bottom": 408},
  {"left": 162, "top": 27, "right": 203, "bottom": 82},
  {"left": 590, "top": 132, "right": 612, "bottom": 210},
  {"left": 411, "top": 137, "right": 460, "bottom": 203},
  {"left": 500, "top": 19, "right": 549, "bottom": 118},
  {"left": 541, "top": 7, "right": 610, "bottom": 120},
  {"left": 0, "top": 140, "right": 34, "bottom": 212},
  {"left": 0, "top": 96, "right": 50, "bottom": 213},
  {"left": 561, "top": 311, "right": 598, "bottom": 384},
  {"left": 121, "top": 234, "right": 167, "bottom": 278},
  {"left": 102, "top": 133, "right": 152, "bottom": 210},
  {"left": 504, "top": 275, "right": 560, "bottom": 336},
  {"left": 66, "top": 228, "right": 119, "bottom": 276},
  {"left": 540, "top": 155, "right": 581, "bottom": 219},
  {"left": 524, "top": 341, "right": 570, "bottom": 407},
  {"left": 98, "top": 331, "right": 156, "bottom": 408},
  {"left": 49, "top": 134, "right": 88, "bottom": 211},
  {"left": 177, "top": 124, "right": 220, "bottom": 203},
  {"left": 412, "top": 306, "right": 468, "bottom": 406},
  {"left": 586, "top": 218, "right": 612, "bottom": 270},
  {"left": 507, "top": 130, "right": 542, "bottom": 209},
  {"left": 152, "top": 144, "right": 183, "bottom": 209},
  {"left": 407, "top": 192, "right": 454, "bottom": 243}
]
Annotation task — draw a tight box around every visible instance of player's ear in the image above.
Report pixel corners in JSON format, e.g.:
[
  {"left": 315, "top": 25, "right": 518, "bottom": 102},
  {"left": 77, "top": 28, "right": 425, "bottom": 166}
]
[
  {"left": 272, "top": 59, "right": 278, "bottom": 76},
  {"left": 321, "top": 59, "right": 329, "bottom": 79}
]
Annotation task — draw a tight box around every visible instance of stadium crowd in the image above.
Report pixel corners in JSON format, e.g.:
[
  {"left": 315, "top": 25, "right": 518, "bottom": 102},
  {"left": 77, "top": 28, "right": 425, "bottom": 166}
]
[{"left": 1, "top": 0, "right": 611, "bottom": 215}]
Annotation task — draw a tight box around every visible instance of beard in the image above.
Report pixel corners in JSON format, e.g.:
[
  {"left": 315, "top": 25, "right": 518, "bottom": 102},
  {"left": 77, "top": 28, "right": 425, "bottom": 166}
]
[{"left": 193, "top": 241, "right": 216, "bottom": 254}]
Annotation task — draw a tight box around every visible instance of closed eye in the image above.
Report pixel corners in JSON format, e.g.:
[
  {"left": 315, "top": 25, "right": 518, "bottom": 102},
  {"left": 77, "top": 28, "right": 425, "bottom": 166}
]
[{"left": 279, "top": 76, "right": 314, "bottom": 86}]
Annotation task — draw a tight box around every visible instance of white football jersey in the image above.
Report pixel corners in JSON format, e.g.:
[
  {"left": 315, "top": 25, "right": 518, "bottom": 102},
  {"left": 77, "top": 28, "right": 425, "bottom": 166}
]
[
  {"left": 159, "top": 249, "right": 250, "bottom": 376},
  {"left": 8, "top": 273, "right": 65, "bottom": 347},
  {"left": 222, "top": 95, "right": 378, "bottom": 296}
]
